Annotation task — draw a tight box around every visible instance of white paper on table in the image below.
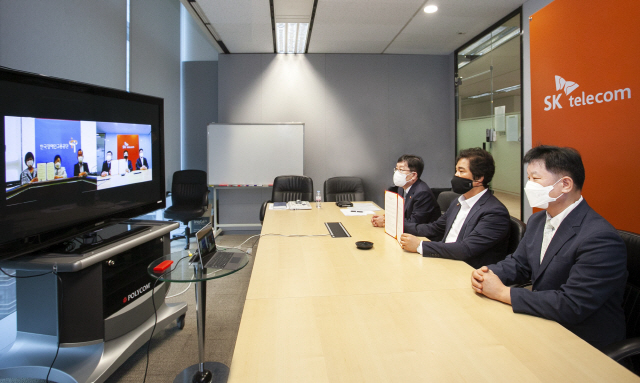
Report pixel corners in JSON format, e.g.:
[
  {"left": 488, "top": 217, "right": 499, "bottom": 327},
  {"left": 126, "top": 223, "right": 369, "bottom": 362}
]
[
  {"left": 396, "top": 195, "right": 404, "bottom": 244},
  {"left": 340, "top": 209, "right": 371, "bottom": 216},
  {"left": 352, "top": 203, "right": 381, "bottom": 211},
  {"left": 118, "top": 159, "right": 127, "bottom": 174},
  {"left": 37, "top": 163, "right": 47, "bottom": 181},
  {"left": 109, "top": 160, "right": 120, "bottom": 176},
  {"left": 384, "top": 191, "right": 398, "bottom": 239},
  {"left": 46, "top": 162, "right": 55, "bottom": 180},
  {"left": 506, "top": 115, "right": 519, "bottom": 142}
]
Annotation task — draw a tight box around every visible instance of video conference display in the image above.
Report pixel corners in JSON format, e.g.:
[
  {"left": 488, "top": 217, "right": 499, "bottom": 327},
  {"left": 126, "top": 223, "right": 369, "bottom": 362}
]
[
  {"left": 0, "top": 67, "right": 165, "bottom": 253},
  {"left": 5, "top": 116, "right": 153, "bottom": 201}
]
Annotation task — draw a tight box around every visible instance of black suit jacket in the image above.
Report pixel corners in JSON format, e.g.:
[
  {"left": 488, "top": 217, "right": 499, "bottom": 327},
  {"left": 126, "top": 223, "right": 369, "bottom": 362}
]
[
  {"left": 489, "top": 200, "right": 627, "bottom": 350},
  {"left": 101, "top": 161, "right": 111, "bottom": 174},
  {"left": 136, "top": 157, "right": 149, "bottom": 170},
  {"left": 398, "top": 179, "right": 440, "bottom": 225},
  {"left": 74, "top": 162, "right": 89, "bottom": 177},
  {"left": 404, "top": 190, "right": 510, "bottom": 268},
  {"left": 125, "top": 159, "right": 133, "bottom": 171}
]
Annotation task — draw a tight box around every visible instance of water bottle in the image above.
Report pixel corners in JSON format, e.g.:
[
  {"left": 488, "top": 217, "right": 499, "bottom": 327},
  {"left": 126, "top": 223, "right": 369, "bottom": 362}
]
[{"left": 315, "top": 191, "right": 322, "bottom": 208}]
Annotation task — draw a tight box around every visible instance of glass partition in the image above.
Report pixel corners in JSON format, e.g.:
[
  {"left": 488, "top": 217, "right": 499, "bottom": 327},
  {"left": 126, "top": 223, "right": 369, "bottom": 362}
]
[{"left": 455, "top": 12, "right": 522, "bottom": 218}]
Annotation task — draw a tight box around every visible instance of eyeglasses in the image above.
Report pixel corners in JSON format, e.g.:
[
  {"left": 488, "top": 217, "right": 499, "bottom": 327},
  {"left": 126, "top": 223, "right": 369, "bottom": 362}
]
[{"left": 394, "top": 168, "right": 414, "bottom": 174}]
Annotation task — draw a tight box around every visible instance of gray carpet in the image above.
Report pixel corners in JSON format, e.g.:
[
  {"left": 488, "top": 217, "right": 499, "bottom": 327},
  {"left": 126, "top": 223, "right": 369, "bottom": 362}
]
[{"left": 0, "top": 233, "right": 259, "bottom": 383}]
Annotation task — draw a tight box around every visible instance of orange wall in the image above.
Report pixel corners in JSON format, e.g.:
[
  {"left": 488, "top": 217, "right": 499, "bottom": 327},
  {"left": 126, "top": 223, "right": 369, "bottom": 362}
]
[{"left": 530, "top": 0, "right": 640, "bottom": 232}]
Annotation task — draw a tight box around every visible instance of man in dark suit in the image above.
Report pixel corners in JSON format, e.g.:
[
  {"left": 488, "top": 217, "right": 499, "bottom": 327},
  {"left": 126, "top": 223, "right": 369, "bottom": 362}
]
[
  {"left": 136, "top": 148, "right": 149, "bottom": 170},
  {"left": 101, "top": 151, "right": 113, "bottom": 176},
  {"left": 399, "top": 148, "right": 510, "bottom": 268},
  {"left": 371, "top": 154, "right": 440, "bottom": 227},
  {"left": 123, "top": 150, "right": 133, "bottom": 172},
  {"left": 471, "top": 145, "right": 627, "bottom": 350},
  {"left": 73, "top": 149, "right": 89, "bottom": 177}
]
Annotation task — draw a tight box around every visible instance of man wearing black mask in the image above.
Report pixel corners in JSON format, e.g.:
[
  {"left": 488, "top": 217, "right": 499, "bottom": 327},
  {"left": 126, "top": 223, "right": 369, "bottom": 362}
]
[{"left": 399, "top": 147, "right": 510, "bottom": 268}]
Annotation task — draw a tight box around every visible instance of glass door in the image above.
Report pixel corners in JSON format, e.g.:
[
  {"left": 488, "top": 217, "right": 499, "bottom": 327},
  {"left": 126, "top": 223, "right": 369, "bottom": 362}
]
[{"left": 455, "top": 12, "right": 522, "bottom": 219}]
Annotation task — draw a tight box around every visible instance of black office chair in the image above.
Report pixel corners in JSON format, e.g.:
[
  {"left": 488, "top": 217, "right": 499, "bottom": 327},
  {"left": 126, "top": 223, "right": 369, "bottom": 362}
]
[
  {"left": 437, "top": 191, "right": 460, "bottom": 214},
  {"left": 324, "top": 177, "right": 365, "bottom": 202},
  {"left": 603, "top": 230, "right": 640, "bottom": 374},
  {"left": 507, "top": 216, "right": 526, "bottom": 254},
  {"left": 164, "top": 170, "right": 208, "bottom": 250},
  {"left": 260, "top": 175, "right": 314, "bottom": 223},
  {"left": 430, "top": 187, "right": 451, "bottom": 201}
]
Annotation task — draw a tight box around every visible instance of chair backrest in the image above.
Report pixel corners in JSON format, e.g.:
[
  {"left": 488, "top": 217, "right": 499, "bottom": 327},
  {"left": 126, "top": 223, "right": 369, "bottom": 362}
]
[
  {"left": 324, "top": 177, "right": 365, "bottom": 202},
  {"left": 171, "top": 170, "right": 208, "bottom": 207},
  {"left": 437, "top": 191, "right": 460, "bottom": 214},
  {"left": 507, "top": 216, "right": 526, "bottom": 254},
  {"left": 617, "top": 230, "right": 640, "bottom": 372},
  {"left": 271, "top": 175, "right": 314, "bottom": 202},
  {"left": 430, "top": 187, "right": 451, "bottom": 201}
]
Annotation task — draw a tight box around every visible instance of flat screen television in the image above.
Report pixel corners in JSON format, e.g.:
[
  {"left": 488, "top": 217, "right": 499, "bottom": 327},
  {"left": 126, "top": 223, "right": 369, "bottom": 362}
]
[{"left": 0, "top": 67, "right": 166, "bottom": 258}]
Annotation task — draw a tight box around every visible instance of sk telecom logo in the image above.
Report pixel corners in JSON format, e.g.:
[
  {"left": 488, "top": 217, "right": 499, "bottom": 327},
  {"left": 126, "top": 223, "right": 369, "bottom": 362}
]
[
  {"left": 122, "top": 142, "right": 135, "bottom": 149},
  {"left": 69, "top": 138, "right": 78, "bottom": 153},
  {"left": 544, "top": 75, "right": 631, "bottom": 111}
]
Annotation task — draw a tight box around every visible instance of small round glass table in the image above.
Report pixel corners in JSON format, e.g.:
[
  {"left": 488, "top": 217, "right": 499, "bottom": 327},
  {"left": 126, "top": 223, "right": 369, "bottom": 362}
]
[{"left": 148, "top": 249, "right": 250, "bottom": 383}]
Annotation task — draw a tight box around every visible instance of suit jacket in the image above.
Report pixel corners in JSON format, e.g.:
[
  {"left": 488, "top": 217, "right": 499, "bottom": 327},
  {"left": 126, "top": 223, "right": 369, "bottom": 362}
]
[
  {"left": 136, "top": 157, "right": 149, "bottom": 170},
  {"left": 125, "top": 159, "right": 133, "bottom": 171},
  {"left": 489, "top": 200, "right": 627, "bottom": 350},
  {"left": 74, "top": 162, "right": 89, "bottom": 177},
  {"left": 404, "top": 190, "right": 510, "bottom": 268},
  {"left": 101, "top": 161, "right": 111, "bottom": 174},
  {"left": 398, "top": 179, "right": 440, "bottom": 225}
]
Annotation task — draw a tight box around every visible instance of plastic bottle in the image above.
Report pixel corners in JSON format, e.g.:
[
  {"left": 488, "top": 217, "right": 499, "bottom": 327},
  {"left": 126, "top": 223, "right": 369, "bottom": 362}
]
[{"left": 316, "top": 191, "right": 322, "bottom": 208}]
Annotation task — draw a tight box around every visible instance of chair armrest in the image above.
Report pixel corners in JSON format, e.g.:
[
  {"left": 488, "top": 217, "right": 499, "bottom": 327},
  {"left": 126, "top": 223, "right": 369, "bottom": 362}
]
[
  {"left": 260, "top": 200, "right": 272, "bottom": 224},
  {"left": 602, "top": 337, "right": 640, "bottom": 361}
]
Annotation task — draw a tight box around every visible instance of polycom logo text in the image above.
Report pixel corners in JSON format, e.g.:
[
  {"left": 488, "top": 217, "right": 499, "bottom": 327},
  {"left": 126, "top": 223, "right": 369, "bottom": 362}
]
[{"left": 544, "top": 75, "right": 631, "bottom": 111}]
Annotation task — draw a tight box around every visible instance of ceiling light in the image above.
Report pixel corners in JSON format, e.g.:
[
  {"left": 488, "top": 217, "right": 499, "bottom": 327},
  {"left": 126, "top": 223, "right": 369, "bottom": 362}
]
[
  {"left": 275, "top": 21, "right": 309, "bottom": 54},
  {"left": 424, "top": 5, "right": 438, "bottom": 13}
]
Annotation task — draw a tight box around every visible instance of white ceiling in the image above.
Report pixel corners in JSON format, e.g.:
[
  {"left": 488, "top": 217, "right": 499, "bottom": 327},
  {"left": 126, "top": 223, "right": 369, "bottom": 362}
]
[{"left": 188, "top": 0, "right": 526, "bottom": 55}]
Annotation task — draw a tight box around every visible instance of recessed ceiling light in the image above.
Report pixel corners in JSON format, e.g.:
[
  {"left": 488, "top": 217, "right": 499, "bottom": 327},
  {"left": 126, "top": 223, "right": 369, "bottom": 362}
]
[{"left": 424, "top": 5, "right": 438, "bottom": 13}]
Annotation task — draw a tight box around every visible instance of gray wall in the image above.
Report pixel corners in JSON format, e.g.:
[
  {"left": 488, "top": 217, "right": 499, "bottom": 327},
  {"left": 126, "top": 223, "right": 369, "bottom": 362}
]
[
  {"left": 218, "top": 54, "right": 454, "bottom": 226},
  {"left": 182, "top": 61, "right": 218, "bottom": 171},
  {"left": 0, "top": 0, "right": 181, "bottom": 192}
]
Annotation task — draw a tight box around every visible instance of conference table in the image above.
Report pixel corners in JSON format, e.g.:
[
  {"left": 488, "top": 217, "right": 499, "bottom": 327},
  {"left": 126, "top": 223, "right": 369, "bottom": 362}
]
[{"left": 229, "top": 202, "right": 638, "bottom": 382}]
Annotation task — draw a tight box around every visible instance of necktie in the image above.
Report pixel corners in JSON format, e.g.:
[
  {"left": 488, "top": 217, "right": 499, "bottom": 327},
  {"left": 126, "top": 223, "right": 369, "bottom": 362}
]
[{"left": 540, "top": 219, "right": 555, "bottom": 263}]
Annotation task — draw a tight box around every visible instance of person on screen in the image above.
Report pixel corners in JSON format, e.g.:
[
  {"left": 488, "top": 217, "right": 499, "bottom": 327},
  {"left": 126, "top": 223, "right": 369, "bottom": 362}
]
[
  {"left": 371, "top": 154, "right": 440, "bottom": 228},
  {"left": 20, "top": 152, "right": 38, "bottom": 184},
  {"left": 398, "top": 148, "right": 510, "bottom": 268},
  {"left": 123, "top": 150, "right": 133, "bottom": 172},
  {"left": 74, "top": 149, "right": 89, "bottom": 177},
  {"left": 101, "top": 151, "right": 113, "bottom": 176},
  {"left": 53, "top": 154, "right": 67, "bottom": 179},
  {"left": 136, "top": 148, "right": 149, "bottom": 170},
  {"left": 471, "top": 146, "right": 627, "bottom": 350}
]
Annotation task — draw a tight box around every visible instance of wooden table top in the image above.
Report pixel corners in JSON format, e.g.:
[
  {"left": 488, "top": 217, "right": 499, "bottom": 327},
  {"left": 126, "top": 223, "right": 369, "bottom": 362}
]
[{"left": 229, "top": 202, "right": 638, "bottom": 382}]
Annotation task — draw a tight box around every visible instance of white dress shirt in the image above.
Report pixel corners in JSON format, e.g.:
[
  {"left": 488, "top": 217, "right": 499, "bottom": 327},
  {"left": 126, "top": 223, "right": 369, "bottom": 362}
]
[
  {"left": 540, "top": 196, "right": 583, "bottom": 263},
  {"left": 417, "top": 188, "right": 488, "bottom": 255}
]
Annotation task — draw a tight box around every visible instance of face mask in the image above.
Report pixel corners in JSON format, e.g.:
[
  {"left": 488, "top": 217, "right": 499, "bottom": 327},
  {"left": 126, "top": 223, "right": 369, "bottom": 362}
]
[
  {"left": 78, "top": 156, "right": 83, "bottom": 163},
  {"left": 139, "top": 152, "right": 143, "bottom": 158},
  {"left": 451, "top": 175, "right": 474, "bottom": 194},
  {"left": 124, "top": 155, "right": 128, "bottom": 159},
  {"left": 524, "top": 178, "right": 563, "bottom": 209},
  {"left": 106, "top": 155, "right": 112, "bottom": 161},
  {"left": 55, "top": 162, "right": 61, "bottom": 169},
  {"left": 26, "top": 160, "right": 34, "bottom": 167},
  {"left": 393, "top": 170, "right": 411, "bottom": 187}
]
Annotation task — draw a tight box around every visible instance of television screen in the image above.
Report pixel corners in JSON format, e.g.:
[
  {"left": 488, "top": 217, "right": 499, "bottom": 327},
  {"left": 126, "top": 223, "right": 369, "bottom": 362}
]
[{"left": 0, "top": 67, "right": 165, "bottom": 257}]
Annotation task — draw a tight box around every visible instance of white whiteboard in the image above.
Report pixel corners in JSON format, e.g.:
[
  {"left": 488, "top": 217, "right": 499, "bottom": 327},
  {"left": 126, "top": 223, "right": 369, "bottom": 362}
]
[{"left": 207, "top": 123, "right": 304, "bottom": 185}]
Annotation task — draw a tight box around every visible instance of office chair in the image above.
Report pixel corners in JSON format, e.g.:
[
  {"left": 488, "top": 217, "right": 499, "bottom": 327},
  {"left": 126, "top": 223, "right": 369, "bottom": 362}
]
[
  {"left": 164, "top": 170, "right": 209, "bottom": 250},
  {"left": 436, "top": 191, "right": 460, "bottom": 214},
  {"left": 324, "top": 177, "right": 365, "bottom": 202},
  {"left": 259, "top": 175, "right": 314, "bottom": 223},
  {"left": 507, "top": 216, "right": 526, "bottom": 254},
  {"left": 603, "top": 230, "right": 640, "bottom": 375},
  {"left": 430, "top": 187, "right": 451, "bottom": 201}
]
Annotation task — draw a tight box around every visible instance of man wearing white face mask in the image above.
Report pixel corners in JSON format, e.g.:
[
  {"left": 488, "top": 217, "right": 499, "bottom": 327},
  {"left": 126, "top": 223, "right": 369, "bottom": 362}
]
[
  {"left": 371, "top": 154, "right": 440, "bottom": 228},
  {"left": 53, "top": 154, "right": 67, "bottom": 179},
  {"left": 101, "top": 151, "right": 113, "bottom": 177},
  {"left": 471, "top": 145, "right": 627, "bottom": 350},
  {"left": 74, "top": 149, "right": 89, "bottom": 177},
  {"left": 20, "top": 152, "right": 38, "bottom": 184},
  {"left": 136, "top": 148, "right": 149, "bottom": 170}
]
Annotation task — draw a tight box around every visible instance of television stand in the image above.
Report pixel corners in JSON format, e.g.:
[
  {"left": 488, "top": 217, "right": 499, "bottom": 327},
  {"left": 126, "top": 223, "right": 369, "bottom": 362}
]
[{"left": 0, "top": 220, "right": 188, "bottom": 383}]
